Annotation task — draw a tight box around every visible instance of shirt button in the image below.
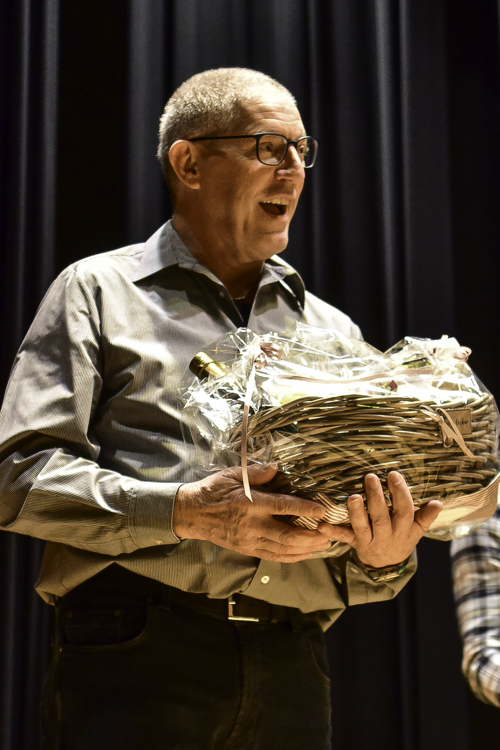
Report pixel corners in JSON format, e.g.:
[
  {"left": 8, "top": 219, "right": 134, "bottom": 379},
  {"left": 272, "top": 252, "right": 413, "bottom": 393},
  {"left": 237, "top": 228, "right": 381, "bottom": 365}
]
[
  {"left": 154, "top": 540, "right": 163, "bottom": 545},
  {"left": 260, "top": 575, "right": 270, "bottom": 584}
]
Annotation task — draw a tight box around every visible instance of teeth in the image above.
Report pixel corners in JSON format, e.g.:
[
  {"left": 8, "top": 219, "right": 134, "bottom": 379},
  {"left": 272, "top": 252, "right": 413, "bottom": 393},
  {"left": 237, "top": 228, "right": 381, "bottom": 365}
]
[{"left": 261, "top": 199, "right": 290, "bottom": 206}]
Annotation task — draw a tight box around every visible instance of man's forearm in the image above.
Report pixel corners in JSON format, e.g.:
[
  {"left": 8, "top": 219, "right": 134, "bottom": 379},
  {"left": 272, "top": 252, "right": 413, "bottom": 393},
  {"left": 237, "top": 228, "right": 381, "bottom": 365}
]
[{"left": 0, "top": 438, "right": 181, "bottom": 554}]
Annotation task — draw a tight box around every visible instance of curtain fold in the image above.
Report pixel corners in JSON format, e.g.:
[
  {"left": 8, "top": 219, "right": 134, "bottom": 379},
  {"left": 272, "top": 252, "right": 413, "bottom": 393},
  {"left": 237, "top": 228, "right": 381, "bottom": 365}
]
[
  {"left": 0, "top": 2, "right": 59, "bottom": 748},
  {"left": 0, "top": 0, "right": 59, "bottom": 382},
  {"left": 1, "top": 2, "right": 500, "bottom": 748},
  {"left": 127, "top": 0, "right": 169, "bottom": 243},
  {"left": 399, "top": 0, "right": 455, "bottom": 337},
  {"left": 374, "top": 0, "right": 404, "bottom": 344}
]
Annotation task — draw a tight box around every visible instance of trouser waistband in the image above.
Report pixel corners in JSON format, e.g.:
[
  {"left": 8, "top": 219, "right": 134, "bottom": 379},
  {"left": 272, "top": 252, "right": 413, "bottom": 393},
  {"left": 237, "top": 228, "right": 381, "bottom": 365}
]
[{"left": 58, "top": 564, "right": 307, "bottom": 625}]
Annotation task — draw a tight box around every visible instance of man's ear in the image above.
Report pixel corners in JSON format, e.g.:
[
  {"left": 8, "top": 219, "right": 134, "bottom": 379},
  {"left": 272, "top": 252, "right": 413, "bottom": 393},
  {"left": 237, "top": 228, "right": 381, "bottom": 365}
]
[{"left": 168, "top": 140, "right": 201, "bottom": 190}]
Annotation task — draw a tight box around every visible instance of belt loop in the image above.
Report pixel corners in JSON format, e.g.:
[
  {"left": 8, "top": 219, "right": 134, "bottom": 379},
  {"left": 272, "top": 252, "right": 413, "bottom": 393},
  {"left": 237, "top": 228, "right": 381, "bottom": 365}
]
[
  {"left": 156, "top": 584, "right": 172, "bottom": 611},
  {"left": 290, "top": 608, "right": 304, "bottom": 633}
]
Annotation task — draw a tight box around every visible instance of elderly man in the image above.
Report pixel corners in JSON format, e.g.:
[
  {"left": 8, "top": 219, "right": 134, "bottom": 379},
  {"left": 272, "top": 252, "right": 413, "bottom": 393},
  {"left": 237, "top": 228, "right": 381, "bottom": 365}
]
[{"left": 0, "top": 68, "right": 441, "bottom": 750}]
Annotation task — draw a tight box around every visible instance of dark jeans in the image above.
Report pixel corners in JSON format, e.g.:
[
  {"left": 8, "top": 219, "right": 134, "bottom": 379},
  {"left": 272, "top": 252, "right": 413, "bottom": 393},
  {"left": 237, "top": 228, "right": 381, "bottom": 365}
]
[{"left": 41, "top": 567, "right": 332, "bottom": 750}]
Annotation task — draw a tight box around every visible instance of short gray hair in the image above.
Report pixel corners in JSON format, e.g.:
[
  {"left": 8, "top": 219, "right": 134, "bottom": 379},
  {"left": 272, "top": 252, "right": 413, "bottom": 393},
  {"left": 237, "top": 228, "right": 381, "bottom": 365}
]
[{"left": 157, "top": 68, "right": 297, "bottom": 197}]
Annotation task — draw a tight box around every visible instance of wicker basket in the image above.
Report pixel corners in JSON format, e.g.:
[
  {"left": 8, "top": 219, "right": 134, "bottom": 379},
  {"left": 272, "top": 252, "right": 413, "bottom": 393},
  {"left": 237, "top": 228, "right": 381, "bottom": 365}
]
[
  {"left": 228, "top": 390, "right": 499, "bottom": 539},
  {"left": 185, "top": 328, "right": 500, "bottom": 540}
]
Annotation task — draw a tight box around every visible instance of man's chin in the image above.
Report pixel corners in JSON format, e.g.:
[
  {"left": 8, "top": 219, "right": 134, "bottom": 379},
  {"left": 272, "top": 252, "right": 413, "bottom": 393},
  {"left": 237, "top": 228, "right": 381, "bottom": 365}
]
[{"left": 260, "top": 229, "right": 289, "bottom": 257}]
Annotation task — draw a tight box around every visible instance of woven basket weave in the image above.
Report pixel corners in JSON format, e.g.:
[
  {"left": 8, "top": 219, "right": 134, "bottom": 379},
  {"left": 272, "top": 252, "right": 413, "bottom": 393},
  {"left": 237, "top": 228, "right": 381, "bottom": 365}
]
[
  {"left": 184, "top": 328, "right": 500, "bottom": 540},
  {"left": 229, "top": 390, "right": 498, "bottom": 537}
]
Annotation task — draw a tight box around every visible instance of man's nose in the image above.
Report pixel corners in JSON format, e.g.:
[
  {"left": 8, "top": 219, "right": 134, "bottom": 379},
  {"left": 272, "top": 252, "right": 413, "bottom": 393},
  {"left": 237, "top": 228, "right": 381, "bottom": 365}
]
[{"left": 276, "top": 144, "right": 305, "bottom": 175}]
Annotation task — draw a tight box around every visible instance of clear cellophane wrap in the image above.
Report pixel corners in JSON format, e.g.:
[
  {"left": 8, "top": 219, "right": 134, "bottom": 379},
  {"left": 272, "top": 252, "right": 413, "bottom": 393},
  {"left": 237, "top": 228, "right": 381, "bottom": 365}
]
[{"left": 181, "top": 324, "right": 500, "bottom": 540}]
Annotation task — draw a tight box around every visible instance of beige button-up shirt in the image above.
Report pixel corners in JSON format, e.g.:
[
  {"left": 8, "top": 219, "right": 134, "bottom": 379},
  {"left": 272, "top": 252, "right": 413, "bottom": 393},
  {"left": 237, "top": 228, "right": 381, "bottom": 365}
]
[{"left": 0, "top": 221, "right": 415, "bottom": 629}]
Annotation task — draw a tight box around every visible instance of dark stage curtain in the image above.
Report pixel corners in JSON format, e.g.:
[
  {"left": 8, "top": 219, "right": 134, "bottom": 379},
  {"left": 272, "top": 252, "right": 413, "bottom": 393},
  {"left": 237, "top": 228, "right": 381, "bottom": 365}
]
[{"left": 1, "top": 1, "right": 500, "bottom": 747}]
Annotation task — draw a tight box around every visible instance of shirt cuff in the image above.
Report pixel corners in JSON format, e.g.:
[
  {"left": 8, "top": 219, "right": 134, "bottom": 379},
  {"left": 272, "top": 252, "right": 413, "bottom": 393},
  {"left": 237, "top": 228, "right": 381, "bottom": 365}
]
[
  {"left": 330, "top": 549, "right": 418, "bottom": 606},
  {"left": 129, "top": 480, "right": 182, "bottom": 548}
]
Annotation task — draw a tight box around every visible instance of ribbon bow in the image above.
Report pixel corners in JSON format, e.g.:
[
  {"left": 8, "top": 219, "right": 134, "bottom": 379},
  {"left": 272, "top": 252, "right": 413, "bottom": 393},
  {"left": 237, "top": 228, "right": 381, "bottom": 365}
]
[{"left": 420, "top": 405, "right": 475, "bottom": 459}]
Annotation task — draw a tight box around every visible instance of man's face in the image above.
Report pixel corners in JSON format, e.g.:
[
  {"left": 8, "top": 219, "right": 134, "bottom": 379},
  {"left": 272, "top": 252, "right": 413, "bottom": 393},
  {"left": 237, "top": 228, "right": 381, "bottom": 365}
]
[{"left": 193, "top": 94, "right": 307, "bottom": 265}]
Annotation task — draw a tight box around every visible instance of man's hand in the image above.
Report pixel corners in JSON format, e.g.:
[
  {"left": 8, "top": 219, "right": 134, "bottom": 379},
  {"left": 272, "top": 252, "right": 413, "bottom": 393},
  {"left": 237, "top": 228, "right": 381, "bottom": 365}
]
[
  {"left": 316, "top": 471, "right": 442, "bottom": 569},
  {"left": 173, "top": 464, "right": 332, "bottom": 562}
]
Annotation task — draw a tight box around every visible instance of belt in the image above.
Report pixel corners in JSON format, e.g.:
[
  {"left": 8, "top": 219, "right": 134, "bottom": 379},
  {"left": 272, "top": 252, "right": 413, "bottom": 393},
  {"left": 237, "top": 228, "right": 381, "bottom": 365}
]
[
  {"left": 61, "top": 565, "right": 297, "bottom": 625},
  {"left": 168, "top": 586, "right": 292, "bottom": 623}
]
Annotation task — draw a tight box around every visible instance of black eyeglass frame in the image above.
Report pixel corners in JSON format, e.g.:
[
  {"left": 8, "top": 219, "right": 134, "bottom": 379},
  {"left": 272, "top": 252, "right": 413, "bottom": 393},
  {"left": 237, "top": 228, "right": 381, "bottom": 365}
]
[{"left": 187, "top": 132, "right": 318, "bottom": 168}]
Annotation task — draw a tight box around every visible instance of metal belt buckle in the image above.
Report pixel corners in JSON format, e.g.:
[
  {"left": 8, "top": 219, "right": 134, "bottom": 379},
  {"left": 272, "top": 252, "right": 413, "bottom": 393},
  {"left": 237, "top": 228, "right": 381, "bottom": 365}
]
[{"left": 227, "top": 597, "right": 260, "bottom": 622}]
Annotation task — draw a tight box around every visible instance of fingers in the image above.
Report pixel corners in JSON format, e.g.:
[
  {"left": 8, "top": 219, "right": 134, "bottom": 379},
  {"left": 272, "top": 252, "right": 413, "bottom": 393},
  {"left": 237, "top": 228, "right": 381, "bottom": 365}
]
[
  {"left": 317, "top": 522, "right": 355, "bottom": 546},
  {"left": 224, "top": 463, "right": 279, "bottom": 486},
  {"left": 318, "top": 473, "right": 420, "bottom": 569},
  {"left": 286, "top": 473, "right": 442, "bottom": 570},
  {"left": 247, "top": 463, "right": 280, "bottom": 485},
  {"left": 238, "top": 521, "right": 332, "bottom": 561},
  {"left": 176, "top": 468, "right": 351, "bottom": 560},
  {"left": 386, "top": 471, "right": 415, "bottom": 524},
  {"left": 250, "top": 487, "right": 325, "bottom": 520},
  {"left": 346, "top": 494, "right": 374, "bottom": 546},
  {"left": 226, "top": 463, "right": 328, "bottom": 518},
  {"left": 199, "top": 465, "right": 438, "bottom": 565},
  {"left": 223, "top": 465, "right": 328, "bottom": 520},
  {"left": 254, "top": 526, "right": 332, "bottom": 556},
  {"left": 226, "top": 465, "right": 326, "bottom": 519},
  {"left": 362, "top": 474, "right": 392, "bottom": 533},
  {"left": 271, "top": 524, "right": 332, "bottom": 551},
  {"left": 251, "top": 539, "right": 330, "bottom": 562},
  {"left": 253, "top": 549, "right": 322, "bottom": 563},
  {"left": 413, "top": 499, "right": 443, "bottom": 533}
]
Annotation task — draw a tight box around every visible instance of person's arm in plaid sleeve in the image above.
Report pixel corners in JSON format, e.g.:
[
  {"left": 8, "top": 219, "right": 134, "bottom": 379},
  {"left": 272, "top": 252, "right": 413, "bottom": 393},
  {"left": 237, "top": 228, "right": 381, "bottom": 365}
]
[{"left": 451, "top": 507, "right": 500, "bottom": 707}]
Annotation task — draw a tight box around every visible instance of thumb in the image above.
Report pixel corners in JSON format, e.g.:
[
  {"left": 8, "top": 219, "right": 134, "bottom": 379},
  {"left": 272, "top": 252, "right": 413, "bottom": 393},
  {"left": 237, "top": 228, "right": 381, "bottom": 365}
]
[
  {"left": 246, "top": 463, "right": 280, "bottom": 485},
  {"left": 414, "top": 500, "right": 443, "bottom": 534}
]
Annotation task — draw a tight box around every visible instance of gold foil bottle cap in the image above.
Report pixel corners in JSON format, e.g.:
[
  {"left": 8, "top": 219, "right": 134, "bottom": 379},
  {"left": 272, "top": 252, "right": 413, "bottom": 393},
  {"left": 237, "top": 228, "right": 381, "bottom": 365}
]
[{"left": 189, "top": 352, "right": 227, "bottom": 380}]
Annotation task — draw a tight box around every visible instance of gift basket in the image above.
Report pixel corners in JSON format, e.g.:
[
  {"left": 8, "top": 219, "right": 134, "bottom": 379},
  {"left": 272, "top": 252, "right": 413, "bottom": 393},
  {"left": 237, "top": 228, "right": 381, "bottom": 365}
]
[{"left": 182, "top": 325, "right": 500, "bottom": 540}]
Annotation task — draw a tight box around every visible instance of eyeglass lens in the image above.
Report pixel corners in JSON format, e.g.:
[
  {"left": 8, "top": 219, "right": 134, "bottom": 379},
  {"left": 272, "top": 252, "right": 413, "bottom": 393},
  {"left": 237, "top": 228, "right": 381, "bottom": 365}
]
[{"left": 257, "top": 135, "right": 317, "bottom": 167}]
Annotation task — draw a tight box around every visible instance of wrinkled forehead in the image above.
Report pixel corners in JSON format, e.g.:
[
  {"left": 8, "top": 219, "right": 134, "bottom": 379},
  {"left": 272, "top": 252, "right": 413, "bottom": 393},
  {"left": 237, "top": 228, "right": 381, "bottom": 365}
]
[{"left": 236, "top": 93, "right": 306, "bottom": 136}]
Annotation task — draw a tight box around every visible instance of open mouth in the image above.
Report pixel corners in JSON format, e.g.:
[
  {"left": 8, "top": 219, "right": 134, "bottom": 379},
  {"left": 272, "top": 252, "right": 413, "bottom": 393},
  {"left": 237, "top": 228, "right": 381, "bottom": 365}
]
[{"left": 259, "top": 200, "right": 288, "bottom": 217}]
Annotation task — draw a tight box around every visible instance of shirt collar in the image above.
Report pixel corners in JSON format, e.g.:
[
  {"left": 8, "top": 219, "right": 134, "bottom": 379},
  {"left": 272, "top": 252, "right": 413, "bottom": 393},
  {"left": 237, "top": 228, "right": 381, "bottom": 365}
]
[{"left": 131, "top": 220, "right": 305, "bottom": 309}]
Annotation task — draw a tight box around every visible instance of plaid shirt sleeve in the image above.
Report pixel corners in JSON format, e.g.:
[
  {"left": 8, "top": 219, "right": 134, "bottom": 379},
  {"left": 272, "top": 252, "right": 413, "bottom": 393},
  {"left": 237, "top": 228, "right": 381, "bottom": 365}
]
[{"left": 451, "top": 506, "right": 500, "bottom": 707}]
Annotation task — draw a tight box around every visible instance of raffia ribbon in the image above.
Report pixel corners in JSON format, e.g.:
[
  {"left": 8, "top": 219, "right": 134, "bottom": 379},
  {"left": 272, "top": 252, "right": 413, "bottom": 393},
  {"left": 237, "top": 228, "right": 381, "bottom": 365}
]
[
  {"left": 240, "top": 363, "right": 256, "bottom": 501},
  {"left": 419, "top": 405, "right": 475, "bottom": 459}
]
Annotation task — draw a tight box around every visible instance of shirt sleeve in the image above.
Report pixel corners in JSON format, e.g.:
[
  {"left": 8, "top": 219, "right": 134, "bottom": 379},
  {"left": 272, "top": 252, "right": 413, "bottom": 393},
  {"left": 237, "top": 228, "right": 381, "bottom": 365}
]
[
  {"left": 451, "top": 509, "right": 500, "bottom": 707},
  {"left": 0, "top": 266, "right": 181, "bottom": 555},
  {"left": 327, "top": 547, "right": 417, "bottom": 607}
]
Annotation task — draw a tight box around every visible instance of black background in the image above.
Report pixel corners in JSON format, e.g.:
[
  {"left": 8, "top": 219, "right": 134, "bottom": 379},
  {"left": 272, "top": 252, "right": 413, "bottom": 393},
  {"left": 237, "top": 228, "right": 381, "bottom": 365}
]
[{"left": 1, "top": 1, "right": 500, "bottom": 748}]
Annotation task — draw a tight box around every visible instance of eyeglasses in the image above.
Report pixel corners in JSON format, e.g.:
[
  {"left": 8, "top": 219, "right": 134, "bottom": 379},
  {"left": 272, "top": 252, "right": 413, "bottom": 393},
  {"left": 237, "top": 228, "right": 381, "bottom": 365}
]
[{"left": 187, "top": 132, "right": 318, "bottom": 168}]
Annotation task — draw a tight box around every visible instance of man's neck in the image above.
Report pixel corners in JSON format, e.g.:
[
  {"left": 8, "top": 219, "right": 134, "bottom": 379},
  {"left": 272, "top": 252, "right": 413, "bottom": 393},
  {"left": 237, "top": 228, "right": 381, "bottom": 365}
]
[{"left": 172, "top": 214, "right": 264, "bottom": 301}]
